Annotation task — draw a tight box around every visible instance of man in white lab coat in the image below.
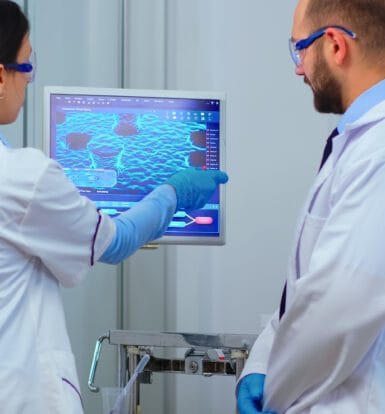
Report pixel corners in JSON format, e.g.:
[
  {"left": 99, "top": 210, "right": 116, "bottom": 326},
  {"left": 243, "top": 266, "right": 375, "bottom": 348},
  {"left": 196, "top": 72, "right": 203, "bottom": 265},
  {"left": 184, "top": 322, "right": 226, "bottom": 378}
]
[{"left": 237, "top": 0, "right": 385, "bottom": 413}]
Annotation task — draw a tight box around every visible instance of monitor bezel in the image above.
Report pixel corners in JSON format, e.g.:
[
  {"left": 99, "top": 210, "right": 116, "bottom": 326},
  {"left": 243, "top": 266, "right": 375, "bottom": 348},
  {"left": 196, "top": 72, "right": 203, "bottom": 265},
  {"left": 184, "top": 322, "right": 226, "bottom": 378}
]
[{"left": 43, "top": 85, "right": 226, "bottom": 246}]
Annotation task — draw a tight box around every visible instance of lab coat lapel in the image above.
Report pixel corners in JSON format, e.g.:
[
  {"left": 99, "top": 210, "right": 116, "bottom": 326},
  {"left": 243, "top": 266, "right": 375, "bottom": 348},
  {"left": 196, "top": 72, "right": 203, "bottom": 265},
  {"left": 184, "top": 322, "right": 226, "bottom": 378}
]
[
  {"left": 289, "top": 100, "right": 385, "bottom": 281},
  {"left": 286, "top": 157, "right": 334, "bottom": 296},
  {"left": 283, "top": 100, "right": 385, "bottom": 313},
  {"left": 286, "top": 126, "right": 356, "bottom": 299}
]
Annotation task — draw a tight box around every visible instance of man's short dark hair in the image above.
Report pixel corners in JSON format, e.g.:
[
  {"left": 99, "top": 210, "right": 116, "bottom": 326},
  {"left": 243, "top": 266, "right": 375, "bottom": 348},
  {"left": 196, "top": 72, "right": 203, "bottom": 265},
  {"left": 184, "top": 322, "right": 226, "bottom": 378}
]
[{"left": 305, "top": 0, "right": 385, "bottom": 59}]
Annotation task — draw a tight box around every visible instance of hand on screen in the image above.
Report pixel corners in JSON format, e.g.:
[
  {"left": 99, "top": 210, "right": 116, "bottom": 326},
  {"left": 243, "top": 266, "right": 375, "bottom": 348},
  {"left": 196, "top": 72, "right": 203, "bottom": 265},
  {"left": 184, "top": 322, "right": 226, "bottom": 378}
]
[{"left": 165, "top": 167, "right": 228, "bottom": 210}]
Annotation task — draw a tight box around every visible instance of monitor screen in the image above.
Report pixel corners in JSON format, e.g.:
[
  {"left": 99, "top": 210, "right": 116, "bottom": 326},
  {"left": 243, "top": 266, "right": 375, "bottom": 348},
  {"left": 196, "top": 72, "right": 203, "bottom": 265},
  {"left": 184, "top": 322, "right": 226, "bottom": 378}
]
[{"left": 44, "top": 86, "right": 226, "bottom": 245}]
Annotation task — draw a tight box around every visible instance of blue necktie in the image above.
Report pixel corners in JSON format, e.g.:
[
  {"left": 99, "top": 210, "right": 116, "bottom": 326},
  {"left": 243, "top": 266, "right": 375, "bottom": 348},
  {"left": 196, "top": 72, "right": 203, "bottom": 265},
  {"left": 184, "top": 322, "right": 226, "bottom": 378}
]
[
  {"left": 279, "top": 282, "right": 287, "bottom": 320},
  {"left": 279, "top": 127, "right": 339, "bottom": 320},
  {"left": 318, "top": 127, "right": 339, "bottom": 171}
]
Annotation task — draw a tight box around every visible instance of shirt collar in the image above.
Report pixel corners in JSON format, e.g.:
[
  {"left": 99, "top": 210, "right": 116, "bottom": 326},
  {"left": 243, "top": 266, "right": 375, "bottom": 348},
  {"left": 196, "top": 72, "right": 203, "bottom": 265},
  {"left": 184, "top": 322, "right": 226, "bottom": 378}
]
[
  {"left": 337, "top": 78, "right": 385, "bottom": 133},
  {"left": 0, "top": 133, "right": 11, "bottom": 147}
]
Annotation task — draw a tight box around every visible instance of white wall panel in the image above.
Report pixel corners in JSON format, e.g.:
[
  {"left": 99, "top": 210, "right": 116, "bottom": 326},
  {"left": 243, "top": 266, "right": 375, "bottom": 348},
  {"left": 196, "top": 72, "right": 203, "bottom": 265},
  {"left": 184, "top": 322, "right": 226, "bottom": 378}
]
[
  {"left": 124, "top": 0, "right": 167, "bottom": 88},
  {"left": 121, "top": 2, "right": 169, "bottom": 413}
]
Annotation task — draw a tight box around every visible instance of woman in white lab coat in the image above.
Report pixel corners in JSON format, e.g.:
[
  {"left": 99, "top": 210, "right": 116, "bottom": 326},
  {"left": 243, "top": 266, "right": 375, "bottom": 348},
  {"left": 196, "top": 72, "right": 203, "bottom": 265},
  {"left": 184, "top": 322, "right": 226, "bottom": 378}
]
[
  {"left": 0, "top": 2, "right": 227, "bottom": 412},
  {"left": 237, "top": 0, "right": 385, "bottom": 413}
]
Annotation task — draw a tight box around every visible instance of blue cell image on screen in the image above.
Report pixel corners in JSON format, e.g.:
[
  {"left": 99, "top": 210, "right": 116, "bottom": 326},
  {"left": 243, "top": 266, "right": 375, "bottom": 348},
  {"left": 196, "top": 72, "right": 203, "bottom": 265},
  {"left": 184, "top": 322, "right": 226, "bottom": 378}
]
[
  {"left": 49, "top": 92, "right": 223, "bottom": 241},
  {"left": 54, "top": 112, "right": 207, "bottom": 194}
]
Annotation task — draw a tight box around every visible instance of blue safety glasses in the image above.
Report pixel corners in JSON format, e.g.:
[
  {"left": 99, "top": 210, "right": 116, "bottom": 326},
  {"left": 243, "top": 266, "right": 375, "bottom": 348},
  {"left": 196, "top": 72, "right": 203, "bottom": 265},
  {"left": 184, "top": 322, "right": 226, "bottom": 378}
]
[
  {"left": 289, "top": 25, "right": 357, "bottom": 67},
  {"left": 3, "top": 51, "right": 36, "bottom": 83}
]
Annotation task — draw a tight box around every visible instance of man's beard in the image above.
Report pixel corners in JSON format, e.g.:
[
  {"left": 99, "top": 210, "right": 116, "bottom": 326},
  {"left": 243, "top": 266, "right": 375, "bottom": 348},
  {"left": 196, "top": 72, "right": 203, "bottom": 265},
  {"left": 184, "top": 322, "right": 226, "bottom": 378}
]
[{"left": 306, "top": 51, "right": 344, "bottom": 114}]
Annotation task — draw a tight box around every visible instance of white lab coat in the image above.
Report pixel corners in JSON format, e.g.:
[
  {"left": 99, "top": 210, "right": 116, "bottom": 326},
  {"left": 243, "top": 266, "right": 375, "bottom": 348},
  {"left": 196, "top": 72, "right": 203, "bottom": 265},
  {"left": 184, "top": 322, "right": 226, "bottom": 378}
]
[
  {"left": 0, "top": 145, "right": 115, "bottom": 413},
  {"left": 240, "top": 99, "right": 385, "bottom": 413}
]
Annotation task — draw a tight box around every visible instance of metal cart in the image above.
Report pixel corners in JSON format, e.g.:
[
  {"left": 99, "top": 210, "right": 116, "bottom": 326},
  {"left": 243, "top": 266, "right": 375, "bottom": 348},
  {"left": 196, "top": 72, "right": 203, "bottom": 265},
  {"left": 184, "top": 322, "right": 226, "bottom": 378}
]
[{"left": 88, "top": 330, "right": 258, "bottom": 414}]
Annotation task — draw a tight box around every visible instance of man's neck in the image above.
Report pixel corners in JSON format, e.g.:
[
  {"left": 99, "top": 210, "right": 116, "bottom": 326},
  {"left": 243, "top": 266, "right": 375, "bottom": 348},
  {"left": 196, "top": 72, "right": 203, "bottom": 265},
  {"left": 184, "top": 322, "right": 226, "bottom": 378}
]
[{"left": 343, "top": 67, "right": 385, "bottom": 111}]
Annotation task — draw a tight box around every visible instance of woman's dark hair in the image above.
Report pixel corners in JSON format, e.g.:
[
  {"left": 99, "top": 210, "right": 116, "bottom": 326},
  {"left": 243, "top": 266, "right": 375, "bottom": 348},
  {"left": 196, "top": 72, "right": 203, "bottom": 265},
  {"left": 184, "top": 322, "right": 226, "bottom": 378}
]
[{"left": 0, "top": 0, "right": 29, "bottom": 64}]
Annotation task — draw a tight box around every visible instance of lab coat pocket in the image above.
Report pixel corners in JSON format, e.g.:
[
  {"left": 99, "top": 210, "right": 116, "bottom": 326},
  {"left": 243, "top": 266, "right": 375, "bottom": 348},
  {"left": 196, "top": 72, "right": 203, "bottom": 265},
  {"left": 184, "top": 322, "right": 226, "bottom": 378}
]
[
  {"left": 298, "top": 213, "right": 327, "bottom": 276},
  {"left": 39, "top": 350, "right": 83, "bottom": 414}
]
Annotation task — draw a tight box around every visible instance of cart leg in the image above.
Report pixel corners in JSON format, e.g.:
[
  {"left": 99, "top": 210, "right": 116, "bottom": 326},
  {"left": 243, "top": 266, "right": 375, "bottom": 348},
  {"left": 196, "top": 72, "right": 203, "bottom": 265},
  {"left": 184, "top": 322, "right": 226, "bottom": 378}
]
[
  {"left": 128, "top": 351, "right": 140, "bottom": 414},
  {"left": 118, "top": 345, "right": 128, "bottom": 388}
]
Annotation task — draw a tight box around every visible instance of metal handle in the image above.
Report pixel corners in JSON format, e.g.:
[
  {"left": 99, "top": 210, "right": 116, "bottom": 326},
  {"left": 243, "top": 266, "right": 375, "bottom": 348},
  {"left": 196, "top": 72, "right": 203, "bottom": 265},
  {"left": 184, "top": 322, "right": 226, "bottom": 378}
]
[{"left": 88, "top": 333, "right": 109, "bottom": 393}]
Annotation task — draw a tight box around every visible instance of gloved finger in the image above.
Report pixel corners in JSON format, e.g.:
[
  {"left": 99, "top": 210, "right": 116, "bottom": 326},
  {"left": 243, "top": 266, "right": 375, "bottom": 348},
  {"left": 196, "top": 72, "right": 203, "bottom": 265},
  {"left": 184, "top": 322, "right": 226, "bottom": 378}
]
[
  {"left": 242, "top": 376, "right": 264, "bottom": 402},
  {"left": 193, "top": 195, "right": 206, "bottom": 210},
  {"left": 237, "top": 397, "right": 262, "bottom": 414},
  {"left": 207, "top": 170, "right": 229, "bottom": 184},
  {"left": 248, "top": 385, "right": 264, "bottom": 402},
  {"left": 237, "top": 384, "right": 262, "bottom": 403}
]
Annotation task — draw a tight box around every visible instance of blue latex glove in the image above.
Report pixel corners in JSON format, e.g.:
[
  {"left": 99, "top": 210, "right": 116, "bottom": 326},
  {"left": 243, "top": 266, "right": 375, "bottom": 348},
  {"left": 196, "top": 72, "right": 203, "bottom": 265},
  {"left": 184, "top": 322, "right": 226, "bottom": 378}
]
[
  {"left": 237, "top": 374, "right": 277, "bottom": 414},
  {"left": 165, "top": 167, "right": 228, "bottom": 210},
  {"left": 99, "top": 186, "right": 176, "bottom": 264}
]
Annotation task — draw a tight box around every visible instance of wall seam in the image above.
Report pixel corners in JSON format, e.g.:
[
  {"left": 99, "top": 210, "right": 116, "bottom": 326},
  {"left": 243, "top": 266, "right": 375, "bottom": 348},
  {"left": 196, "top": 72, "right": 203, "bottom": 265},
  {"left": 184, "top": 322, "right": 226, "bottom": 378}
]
[
  {"left": 23, "top": 0, "right": 29, "bottom": 148},
  {"left": 118, "top": 0, "right": 127, "bottom": 331}
]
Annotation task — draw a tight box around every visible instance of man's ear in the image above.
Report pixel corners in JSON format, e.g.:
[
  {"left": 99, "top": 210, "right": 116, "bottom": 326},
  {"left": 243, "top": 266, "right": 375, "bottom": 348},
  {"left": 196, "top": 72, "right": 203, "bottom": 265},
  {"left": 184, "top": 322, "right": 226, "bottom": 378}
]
[
  {"left": 324, "top": 28, "right": 349, "bottom": 66},
  {"left": 0, "top": 65, "right": 6, "bottom": 98}
]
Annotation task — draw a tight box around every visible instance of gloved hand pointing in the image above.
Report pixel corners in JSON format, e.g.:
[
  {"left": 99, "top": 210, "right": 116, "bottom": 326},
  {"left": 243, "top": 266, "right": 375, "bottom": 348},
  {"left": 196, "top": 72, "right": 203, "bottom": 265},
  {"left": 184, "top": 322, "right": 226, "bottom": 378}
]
[
  {"left": 165, "top": 167, "right": 228, "bottom": 210},
  {"left": 237, "top": 374, "right": 277, "bottom": 414}
]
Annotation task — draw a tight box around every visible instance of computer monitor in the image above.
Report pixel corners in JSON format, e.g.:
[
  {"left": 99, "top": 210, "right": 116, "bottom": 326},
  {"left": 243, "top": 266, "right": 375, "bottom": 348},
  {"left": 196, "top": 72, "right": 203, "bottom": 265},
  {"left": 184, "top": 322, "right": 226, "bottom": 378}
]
[{"left": 44, "top": 86, "right": 226, "bottom": 245}]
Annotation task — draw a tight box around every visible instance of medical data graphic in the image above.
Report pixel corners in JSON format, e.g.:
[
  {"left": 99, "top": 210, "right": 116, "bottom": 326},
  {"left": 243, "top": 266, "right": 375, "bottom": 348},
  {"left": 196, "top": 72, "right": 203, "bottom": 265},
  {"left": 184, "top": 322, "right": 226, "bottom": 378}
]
[{"left": 49, "top": 93, "right": 222, "bottom": 239}]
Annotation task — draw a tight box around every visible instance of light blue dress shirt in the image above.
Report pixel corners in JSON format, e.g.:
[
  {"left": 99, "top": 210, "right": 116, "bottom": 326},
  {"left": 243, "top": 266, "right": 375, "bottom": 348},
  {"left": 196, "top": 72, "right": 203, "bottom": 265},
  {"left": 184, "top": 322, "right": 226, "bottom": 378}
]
[
  {"left": 0, "top": 133, "right": 11, "bottom": 147},
  {"left": 338, "top": 78, "right": 385, "bottom": 133}
]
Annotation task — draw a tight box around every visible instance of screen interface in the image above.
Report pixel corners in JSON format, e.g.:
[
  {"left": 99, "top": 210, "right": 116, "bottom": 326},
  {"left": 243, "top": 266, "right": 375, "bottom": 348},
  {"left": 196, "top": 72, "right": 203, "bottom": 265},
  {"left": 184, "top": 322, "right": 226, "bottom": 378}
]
[{"left": 49, "top": 92, "right": 223, "bottom": 240}]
